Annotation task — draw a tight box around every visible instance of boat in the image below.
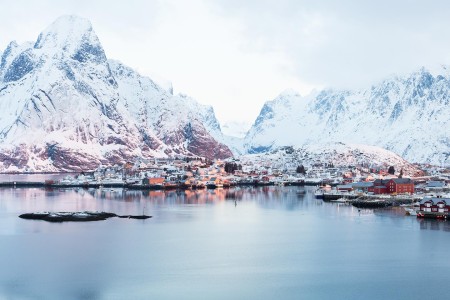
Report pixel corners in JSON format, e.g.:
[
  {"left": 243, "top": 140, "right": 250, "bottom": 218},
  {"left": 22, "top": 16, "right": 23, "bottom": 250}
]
[
  {"left": 297, "top": 190, "right": 306, "bottom": 195},
  {"left": 314, "top": 189, "right": 324, "bottom": 199},
  {"left": 330, "top": 197, "right": 348, "bottom": 203},
  {"left": 206, "top": 177, "right": 223, "bottom": 189},
  {"left": 404, "top": 207, "right": 417, "bottom": 216},
  {"left": 100, "top": 177, "right": 125, "bottom": 187},
  {"left": 125, "top": 176, "right": 141, "bottom": 185},
  {"left": 416, "top": 211, "right": 448, "bottom": 219},
  {"left": 206, "top": 182, "right": 218, "bottom": 189},
  {"left": 58, "top": 176, "right": 77, "bottom": 186},
  {"left": 163, "top": 182, "right": 178, "bottom": 189}
]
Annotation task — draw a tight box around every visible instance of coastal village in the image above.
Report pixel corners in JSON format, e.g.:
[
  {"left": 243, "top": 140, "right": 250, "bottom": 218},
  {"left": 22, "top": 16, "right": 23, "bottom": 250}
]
[
  {"left": 38, "top": 156, "right": 448, "bottom": 190},
  {"left": 6, "top": 155, "right": 449, "bottom": 219}
]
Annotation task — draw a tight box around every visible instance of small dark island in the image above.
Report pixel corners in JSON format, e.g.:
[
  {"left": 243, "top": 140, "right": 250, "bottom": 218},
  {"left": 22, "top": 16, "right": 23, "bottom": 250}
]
[{"left": 19, "top": 211, "right": 152, "bottom": 222}]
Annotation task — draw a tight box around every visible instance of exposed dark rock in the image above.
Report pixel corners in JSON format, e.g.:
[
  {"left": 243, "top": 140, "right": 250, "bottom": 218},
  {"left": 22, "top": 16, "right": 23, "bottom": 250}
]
[
  {"left": 19, "top": 211, "right": 152, "bottom": 222},
  {"left": 3, "top": 50, "right": 35, "bottom": 82}
]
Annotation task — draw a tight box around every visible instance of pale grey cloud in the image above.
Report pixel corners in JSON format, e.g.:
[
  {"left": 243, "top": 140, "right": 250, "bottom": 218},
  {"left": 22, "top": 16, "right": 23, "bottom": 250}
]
[
  {"left": 212, "top": 0, "right": 450, "bottom": 89},
  {"left": 1, "top": 0, "right": 449, "bottom": 125}
]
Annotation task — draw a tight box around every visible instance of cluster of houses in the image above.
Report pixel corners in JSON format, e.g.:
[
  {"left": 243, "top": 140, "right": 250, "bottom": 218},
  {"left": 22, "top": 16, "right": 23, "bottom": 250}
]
[
  {"left": 334, "top": 178, "right": 450, "bottom": 195},
  {"left": 84, "top": 158, "right": 307, "bottom": 188},
  {"left": 57, "top": 156, "right": 449, "bottom": 194},
  {"left": 333, "top": 179, "right": 410, "bottom": 193},
  {"left": 49, "top": 157, "right": 450, "bottom": 219}
]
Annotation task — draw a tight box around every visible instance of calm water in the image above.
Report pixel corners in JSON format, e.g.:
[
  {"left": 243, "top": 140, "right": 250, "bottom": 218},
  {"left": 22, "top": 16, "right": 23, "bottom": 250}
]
[{"left": 0, "top": 186, "right": 449, "bottom": 300}]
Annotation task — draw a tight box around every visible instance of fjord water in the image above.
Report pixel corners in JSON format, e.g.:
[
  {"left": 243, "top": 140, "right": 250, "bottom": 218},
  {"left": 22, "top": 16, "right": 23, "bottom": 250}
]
[{"left": 0, "top": 186, "right": 449, "bottom": 300}]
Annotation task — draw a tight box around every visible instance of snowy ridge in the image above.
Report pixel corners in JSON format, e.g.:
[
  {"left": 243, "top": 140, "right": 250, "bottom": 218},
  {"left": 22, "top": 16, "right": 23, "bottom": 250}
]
[
  {"left": 0, "top": 16, "right": 232, "bottom": 172},
  {"left": 245, "top": 70, "right": 450, "bottom": 166}
]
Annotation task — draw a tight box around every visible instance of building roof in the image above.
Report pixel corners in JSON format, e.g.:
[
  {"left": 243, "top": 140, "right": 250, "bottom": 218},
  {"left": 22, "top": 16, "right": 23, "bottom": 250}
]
[
  {"left": 352, "top": 182, "right": 374, "bottom": 188},
  {"left": 337, "top": 184, "right": 353, "bottom": 189},
  {"left": 427, "top": 181, "right": 445, "bottom": 188},
  {"left": 390, "top": 178, "right": 413, "bottom": 184},
  {"left": 373, "top": 185, "right": 387, "bottom": 190},
  {"left": 373, "top": 179, "right": 391, "bottom": 186},
  {"left": 420, "top": 197, "right": 450, "bottom": 204}
]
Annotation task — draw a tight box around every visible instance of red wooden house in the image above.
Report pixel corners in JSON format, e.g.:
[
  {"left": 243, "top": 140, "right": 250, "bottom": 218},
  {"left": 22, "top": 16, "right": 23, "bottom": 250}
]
[
  {"left": 386, "top": 178, "right": 414, "bottom": 194},
  {"left": 368, "top": 178, "right": 414, "bottom": 195},
  {"left": 417, "top": 197, "right": 450, "bottom": 219},
  {"left": 368, "top": 179, "right": 389, "bottom": 194}
]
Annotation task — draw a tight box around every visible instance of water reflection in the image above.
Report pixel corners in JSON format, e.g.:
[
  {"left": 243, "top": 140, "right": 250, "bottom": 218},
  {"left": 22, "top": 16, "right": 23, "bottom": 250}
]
[
  {"left": 417, "top": 218, "right": 450, "bottom": 231},
  {"left": 1, "top": 186, "right": 450, "bottom": 300},
  {"left": 1, "top": 186, "right": 449, "bottom": 233},
  {"left": 4, "top": 186, "right": 307, "bottom": 209}
]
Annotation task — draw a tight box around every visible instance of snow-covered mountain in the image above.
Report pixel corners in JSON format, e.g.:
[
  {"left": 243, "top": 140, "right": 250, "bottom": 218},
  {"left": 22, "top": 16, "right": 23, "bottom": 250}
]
[
  {"left": 0, "top": 15, "right": 232, "bottom": 172},
  {"left": 245, "top": 71, "right": 450, "bottom": 166}
]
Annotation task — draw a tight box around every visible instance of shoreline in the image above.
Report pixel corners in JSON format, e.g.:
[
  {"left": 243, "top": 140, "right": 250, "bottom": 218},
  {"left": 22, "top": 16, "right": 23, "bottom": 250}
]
[{"left": 0, "top": 180, "right": 311, "bottom": 190}]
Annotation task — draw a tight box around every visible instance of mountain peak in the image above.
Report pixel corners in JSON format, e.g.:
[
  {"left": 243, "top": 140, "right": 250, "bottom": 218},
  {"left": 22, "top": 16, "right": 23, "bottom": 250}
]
[
  {"left": 34, "top": 15, "right": 106, "bottom": 63},
  {"left": 278, "top": 88, "right": 301, "bottom": 98}
]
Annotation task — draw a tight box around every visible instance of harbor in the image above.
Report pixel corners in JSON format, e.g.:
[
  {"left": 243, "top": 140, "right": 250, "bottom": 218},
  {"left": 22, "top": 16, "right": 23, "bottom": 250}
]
[{"left": 1, "top": 159, "right": 449, "bottom": 220}]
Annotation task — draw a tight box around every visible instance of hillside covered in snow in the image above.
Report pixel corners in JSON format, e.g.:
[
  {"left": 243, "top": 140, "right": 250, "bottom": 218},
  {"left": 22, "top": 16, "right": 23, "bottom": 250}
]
[
  {"left": 239, "top": 143, "right": 422, "bottom": 177},
  {"left": 0, "top": 16, "right": 232, "bottom": 172},
  {"left": 244, "top": 70, "right": 450, "bottom": 166}
]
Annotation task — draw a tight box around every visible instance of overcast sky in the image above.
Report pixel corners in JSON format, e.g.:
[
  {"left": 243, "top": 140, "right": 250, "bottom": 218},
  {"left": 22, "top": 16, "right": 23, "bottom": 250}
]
[{"left": 1, "top": 0, "right": 450, "bottom": 127}]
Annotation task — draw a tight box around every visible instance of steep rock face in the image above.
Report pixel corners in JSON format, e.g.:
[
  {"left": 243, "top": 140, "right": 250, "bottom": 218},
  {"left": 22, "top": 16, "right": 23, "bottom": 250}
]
[
  {"left": 245, "top": 69, "right": 450, "bottom": 165},
  {"left": 0, "top": 16, "right": 232, "bottom": 172},
  {"left": 108, "top": 60, "right": 233, "bottom": 160}
]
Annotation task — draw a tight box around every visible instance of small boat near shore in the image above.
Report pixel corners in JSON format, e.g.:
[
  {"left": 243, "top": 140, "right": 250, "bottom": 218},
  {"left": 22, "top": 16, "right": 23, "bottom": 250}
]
[
  {"left": 330, "top": 197, "right": 349, "bottom": 203},
  {"left": 314, "top": 189, "right": 324, "bottom": 199},
  {"left": 404, "top": 207, "right": 417, "bottom": 216}
]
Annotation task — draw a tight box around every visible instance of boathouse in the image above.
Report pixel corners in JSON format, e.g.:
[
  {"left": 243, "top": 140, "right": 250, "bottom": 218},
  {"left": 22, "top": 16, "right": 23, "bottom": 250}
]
[
  {"left": 142, "top": 177, "right": 164, "bottom": 185},
  {"left": 419, "top": 197, "right": 450, "bottom": 213}
]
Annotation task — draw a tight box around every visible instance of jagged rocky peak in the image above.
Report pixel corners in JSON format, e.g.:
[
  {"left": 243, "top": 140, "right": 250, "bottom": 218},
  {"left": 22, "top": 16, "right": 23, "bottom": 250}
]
[
  {"left": 253, "top": 89, "right": 300, "bottom": 127},
  {"left": 0, "top": 41, "right": 18, "bottom": 70},
  {"left": 0, "top": 40, "right": 35, "bottom": 82},
  {"left": 269, "top": 89, "right": 302, "bottom": 107},
  {"left": 34, "top": 15, "right": 106, "bottom": 64}
]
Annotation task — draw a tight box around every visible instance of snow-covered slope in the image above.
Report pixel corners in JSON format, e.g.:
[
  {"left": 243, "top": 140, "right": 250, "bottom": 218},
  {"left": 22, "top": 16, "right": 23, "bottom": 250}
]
[
  {"left": 221, "top": 121, "right": 251, "bottom": 138},
  {"left": 239, "top": 143, "right": 422, "bottom": 177},
  {"left": 0, "top": 15, "right": 232, "bottom": 172},
  {"left": 245, "top": 71, "right": 450, "bottom": 165}
]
